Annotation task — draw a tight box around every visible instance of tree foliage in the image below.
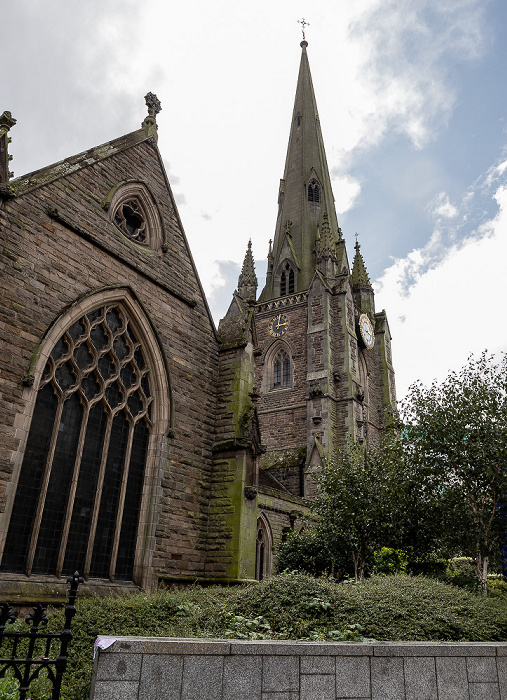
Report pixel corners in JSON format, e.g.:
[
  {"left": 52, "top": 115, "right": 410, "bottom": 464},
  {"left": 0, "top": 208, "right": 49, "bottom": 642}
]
[
  {"left": 400, "top": 351, "right": 507, "bottom": 592},
  {"left": 280, "top": 353, "right": 506, "bottom": 593}
]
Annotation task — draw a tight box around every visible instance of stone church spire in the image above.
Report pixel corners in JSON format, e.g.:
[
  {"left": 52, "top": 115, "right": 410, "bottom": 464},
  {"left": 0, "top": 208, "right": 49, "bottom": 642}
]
[
  {"left": 259, "top": 40, "right": 342, "bottom": 301},
  {"left": 237, "top": 239, "right": 258, "bottom": 301}
]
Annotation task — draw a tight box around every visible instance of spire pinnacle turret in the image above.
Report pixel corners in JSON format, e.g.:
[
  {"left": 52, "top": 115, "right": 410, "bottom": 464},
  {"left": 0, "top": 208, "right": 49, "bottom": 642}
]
[
  {"left": 237, "top": 240, "right": 258, "bottom": 301},
  {"left": 351, "top": 241, "right": 372, "bottom": 290}
]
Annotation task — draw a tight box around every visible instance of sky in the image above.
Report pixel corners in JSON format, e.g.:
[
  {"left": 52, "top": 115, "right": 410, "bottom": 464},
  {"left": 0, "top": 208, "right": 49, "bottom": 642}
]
[{"left": 3, "top": 0, "right": 507, "bottom": 399}]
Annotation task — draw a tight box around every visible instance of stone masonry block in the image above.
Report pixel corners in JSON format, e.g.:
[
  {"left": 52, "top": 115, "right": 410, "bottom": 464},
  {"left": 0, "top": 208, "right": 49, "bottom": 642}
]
[
  {"left": 335, "top": 656, "right": 371, "bottom": 698},
  {"left": 404, "top": 657, "right": 438, "bottom": 700},
  {"left": 469, "top": 684, "right": 500, "bottom": 700},
  {"left": 262, "top": 693, "right": 299, "bottom": 700},
  {"left": 300, "top": 673, "right": 335, "bottom": 700},
  {"left": 223, "top": 655, "right": 262, "bottom": 700},
  {"left": 137, "top": 655, "right": 183, "bottom": 700},
  {"left": 300, "top": 656, "right": 335, "bottom": 675},
  {"left": 498, "top": 658, "right": 507, "bottom": 700},
  {"left": 92, "top": 680, "right": 140, "bottom": 699},
  {"left": 371, "top": 657, "right": 404, "bottom": 700},
  {"left": 262, "top": 655, "right": 299, "bottom": 692},
  {"left": 467, "top": 658, "right": 499, "bottom": 683},
  {"left": 182, "top": 656, "right": 224, "bottom": 700},
  {"left": 436, "top": 657, "right": 469, "bottom": 700},
  {"left": 95, "top": 652, "right": 142, "bottom": 682}
]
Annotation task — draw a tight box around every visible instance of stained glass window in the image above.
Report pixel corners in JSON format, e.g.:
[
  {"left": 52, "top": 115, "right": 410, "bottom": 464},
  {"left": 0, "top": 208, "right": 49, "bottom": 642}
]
[
  {"left": 1, "top": 304, "right": 153, "bottom": 582},
  {"left": 273, "top": 350, "right": 290, "bottom": 389}
]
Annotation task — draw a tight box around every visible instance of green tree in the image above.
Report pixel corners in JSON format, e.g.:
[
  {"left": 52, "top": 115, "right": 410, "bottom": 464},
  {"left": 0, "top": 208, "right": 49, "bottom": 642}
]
[
  {"left": 309, "top": 434, "right": 424, "bottom": 581},
  {"left": 401, "top": 352, "right": 507, "bottom": 594}
]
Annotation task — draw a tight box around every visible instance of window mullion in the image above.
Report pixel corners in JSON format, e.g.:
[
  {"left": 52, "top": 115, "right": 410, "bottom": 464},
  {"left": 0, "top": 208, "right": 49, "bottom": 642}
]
[
  {"left": 83, "top": 413, "right": 113, "bottom": 580},
  {"left": 55, "top": 404, "right": 90, "bottom": 578},
  {"left": 108, "top": 419, "right": 135, "bottom": 581},
  {"left": 26, "top": 397, "right": 64, "bottom": 576}
]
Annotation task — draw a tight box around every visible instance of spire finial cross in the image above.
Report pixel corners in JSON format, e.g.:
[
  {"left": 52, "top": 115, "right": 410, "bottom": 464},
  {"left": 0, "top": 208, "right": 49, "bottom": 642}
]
[
  {"left": 298, "top": 18, "right": 310, "bottom": 40},
  {"left": 355, "top": 232, "right": 359, "bottom": 243}
]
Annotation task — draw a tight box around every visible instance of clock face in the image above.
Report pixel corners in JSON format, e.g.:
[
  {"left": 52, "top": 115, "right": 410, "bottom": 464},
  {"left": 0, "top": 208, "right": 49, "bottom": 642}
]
[
  {"left": 359, "top": 313, "right": 375, "bottom": 349},
  {"left": 268, "top": 313, "right": 289, "bottom": 337}
]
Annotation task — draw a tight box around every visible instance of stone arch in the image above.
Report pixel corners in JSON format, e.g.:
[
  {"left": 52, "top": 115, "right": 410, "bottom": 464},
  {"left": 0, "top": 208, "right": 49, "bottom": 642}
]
[
  {"left": 103, "top": 180, "right": 166, "bottom": 251},
  {"left": 262, "top": 339, "right": 294, "bottom": 393},
  {"left": 0, "top": 287, "right": 170, "bottom": 590},
  {"left": 307, "top": 177, "right": 321, "bottom": 204},
  {"left": 255, "top": 512, "right": 273, "bottom": 581},
  {"left": 276, "top": 259, "right": 296, "bottom": 297}
]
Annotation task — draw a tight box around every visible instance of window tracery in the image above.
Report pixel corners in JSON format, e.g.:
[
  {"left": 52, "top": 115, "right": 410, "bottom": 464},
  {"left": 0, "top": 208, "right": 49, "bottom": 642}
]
[
  {"left": 104, "top": 180, "right": 165, "bottom": 251},
  {"left": 273, "top": 349, "right": 291, "bottom": 389},
  {"left": 1, "top": 304, "right": 153, "bottom": 582},
  {"left": 114, "top": 199, "right": 147, "bottom": 243},
  {"left": 307, "top": 179, "right": 320, "bottom": 203}
]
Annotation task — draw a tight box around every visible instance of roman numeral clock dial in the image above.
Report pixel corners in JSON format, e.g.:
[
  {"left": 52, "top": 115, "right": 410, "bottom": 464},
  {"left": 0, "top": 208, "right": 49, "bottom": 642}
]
[
  {"left": 358, "top": 313, "right": 375, "bottom": 349},
  {"left": 268, "top": 313, "right": 289, "bottom": 337}
]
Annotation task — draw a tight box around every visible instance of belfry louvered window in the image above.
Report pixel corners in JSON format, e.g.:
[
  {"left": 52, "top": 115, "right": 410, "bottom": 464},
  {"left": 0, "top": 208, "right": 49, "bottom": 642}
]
[
  {"left": 1, "top": 305, "right": 152, "bottom": 582},
  {"left": 280, "top": 263, "right": 295, "bottom": 296},
  {"left": 273, "top": 350, "right": 291, "bottom": 389},
  {"left": 307, "top": 179, "right": 320, "bottom": 203}
]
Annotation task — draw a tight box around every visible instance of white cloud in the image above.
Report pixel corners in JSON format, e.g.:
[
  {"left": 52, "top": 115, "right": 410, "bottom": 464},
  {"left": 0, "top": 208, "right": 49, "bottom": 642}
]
[
  {"left": 345, "top": 0, "right": 486, "bottom": 151},
  {"left": 429, "top": 192, "right": 459, "bottom": 220},
  {"left": 375, "top": 181, "right": 507, "bottom": 399}
]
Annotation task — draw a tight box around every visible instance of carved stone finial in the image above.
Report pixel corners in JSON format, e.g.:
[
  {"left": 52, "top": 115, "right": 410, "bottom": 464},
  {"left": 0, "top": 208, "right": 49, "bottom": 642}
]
[
  {"left": 142, "top": 93, "right": 162, "bottom": 135},
  {"left": 284, "top": 220, "right": 293, "bottom": 236},
  {"left": 145, "top": 92, "right": 162, "bottom": 116}
]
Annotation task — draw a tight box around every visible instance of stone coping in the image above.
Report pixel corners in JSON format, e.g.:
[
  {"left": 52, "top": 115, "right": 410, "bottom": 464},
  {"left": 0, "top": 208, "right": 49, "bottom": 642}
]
[
  {"left": 96, "top": 637, "right": 507, "bottom": 656},
  {"left": 90, "top": 638, "right": 507, "bottom": 700}
]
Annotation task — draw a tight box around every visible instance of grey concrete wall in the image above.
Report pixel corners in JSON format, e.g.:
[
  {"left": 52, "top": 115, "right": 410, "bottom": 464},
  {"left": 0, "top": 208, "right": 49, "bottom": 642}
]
[{"left": 89, "top": 637, "right": 507, "bottom": 700}]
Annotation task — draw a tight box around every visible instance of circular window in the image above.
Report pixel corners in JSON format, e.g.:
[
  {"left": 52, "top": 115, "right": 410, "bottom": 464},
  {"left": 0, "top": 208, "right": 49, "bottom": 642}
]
[{"left": 114, "top": 199, "right": 147, "bottom": 243}]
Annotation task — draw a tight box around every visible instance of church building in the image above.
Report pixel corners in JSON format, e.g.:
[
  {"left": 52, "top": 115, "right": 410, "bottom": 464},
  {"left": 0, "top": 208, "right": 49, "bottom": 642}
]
[{"left": 0, "top": 41, "right": 396, "bottom": 601}]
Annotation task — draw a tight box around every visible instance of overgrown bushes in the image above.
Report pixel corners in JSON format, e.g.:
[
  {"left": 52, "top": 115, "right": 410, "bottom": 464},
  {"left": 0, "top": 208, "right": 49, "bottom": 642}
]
[{"left": 38, "top": 572, "right": 506, "bottom": 699}]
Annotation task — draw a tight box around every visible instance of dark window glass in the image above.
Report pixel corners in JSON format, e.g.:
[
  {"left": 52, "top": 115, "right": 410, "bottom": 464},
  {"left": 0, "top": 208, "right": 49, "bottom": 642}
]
[
  {"left": 283, "top": 357, "right": 291, "bottom": 387},
  {"left": 1, "top": 385, "right": 57, "bottom": 573},
  {"left": 273, "top": 359, "right": 281, "bottom": 388},
  {"left": 1, "top": 304, "right": 153, "bottom": 582},
  {"left": 280, "top": 272, "right": 286, "bottom": 296}
]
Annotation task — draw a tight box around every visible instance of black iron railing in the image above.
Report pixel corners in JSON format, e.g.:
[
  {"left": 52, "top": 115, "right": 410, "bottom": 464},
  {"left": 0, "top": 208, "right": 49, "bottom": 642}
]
[{"left": 0, "top": 571, "right": 82, "bottom": 700}]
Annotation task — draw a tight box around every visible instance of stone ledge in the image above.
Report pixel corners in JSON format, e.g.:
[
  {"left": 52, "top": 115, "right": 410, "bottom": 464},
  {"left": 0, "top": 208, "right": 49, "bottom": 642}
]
[{"left": 90, "top": 639, "right": 507, "bottom": 700}]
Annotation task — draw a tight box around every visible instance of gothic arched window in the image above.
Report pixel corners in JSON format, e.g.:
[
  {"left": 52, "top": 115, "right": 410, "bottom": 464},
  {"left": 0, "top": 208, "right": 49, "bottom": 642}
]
[
  {"left": 1, "top": 304, "right": 155, "bottom": 582},
  {"left": 280, "top": 262, "right": 295, "bottom": 296},
  {"left": 308, "top": 179, "right": 320, "bottom": 203},
  {"left": 273, "top": 350, "right": 291, "bottom": 389},
  {"left": 255, "top": 515, "right": 272, "bottom": 581}
]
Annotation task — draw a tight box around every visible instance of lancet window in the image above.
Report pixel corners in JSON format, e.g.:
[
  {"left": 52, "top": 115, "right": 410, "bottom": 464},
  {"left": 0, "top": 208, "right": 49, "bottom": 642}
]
[
  {"left": 1, "top": 304, "right": 154, "bottom": 582},
  {"left": 255, "top": 515, "right": 272, "bottom": 581},
  {"left": 273, "top": 350, "right": 291, "bottom": 389},
  {"left": 280, "top": 262, "right": 295, "bottom": 296},
  {"left": 307, "top": 179, "right": 320, "bottom": 203}
]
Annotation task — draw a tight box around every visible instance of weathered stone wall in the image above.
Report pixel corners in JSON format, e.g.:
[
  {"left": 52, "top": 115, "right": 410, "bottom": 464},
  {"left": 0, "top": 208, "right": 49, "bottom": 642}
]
[
  {"left": 255, "top": 298, "right": 308, "bottom": 453},
  {"left": 0, "top": 136, "right": 219, "bottom": 595},
  {"left": 90, "top": 637, "right": 507, "bottom": 700}
]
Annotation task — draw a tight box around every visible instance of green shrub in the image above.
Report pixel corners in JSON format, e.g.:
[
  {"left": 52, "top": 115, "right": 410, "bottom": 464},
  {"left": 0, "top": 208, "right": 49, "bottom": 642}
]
[
  {"left": 44, "top": 573, "right": 507, "bottom": 700},
  {"left": 276, "top": 530, "right": 353, "bottom": 578},
  {"left": 372, "top": 548, "right": 408, "bottom": 575}
]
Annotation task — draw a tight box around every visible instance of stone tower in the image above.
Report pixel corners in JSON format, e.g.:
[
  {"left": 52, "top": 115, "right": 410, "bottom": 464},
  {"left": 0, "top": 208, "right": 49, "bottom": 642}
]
[{"left": 251, "top": 40, "right": 396, "bottom": 496}]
